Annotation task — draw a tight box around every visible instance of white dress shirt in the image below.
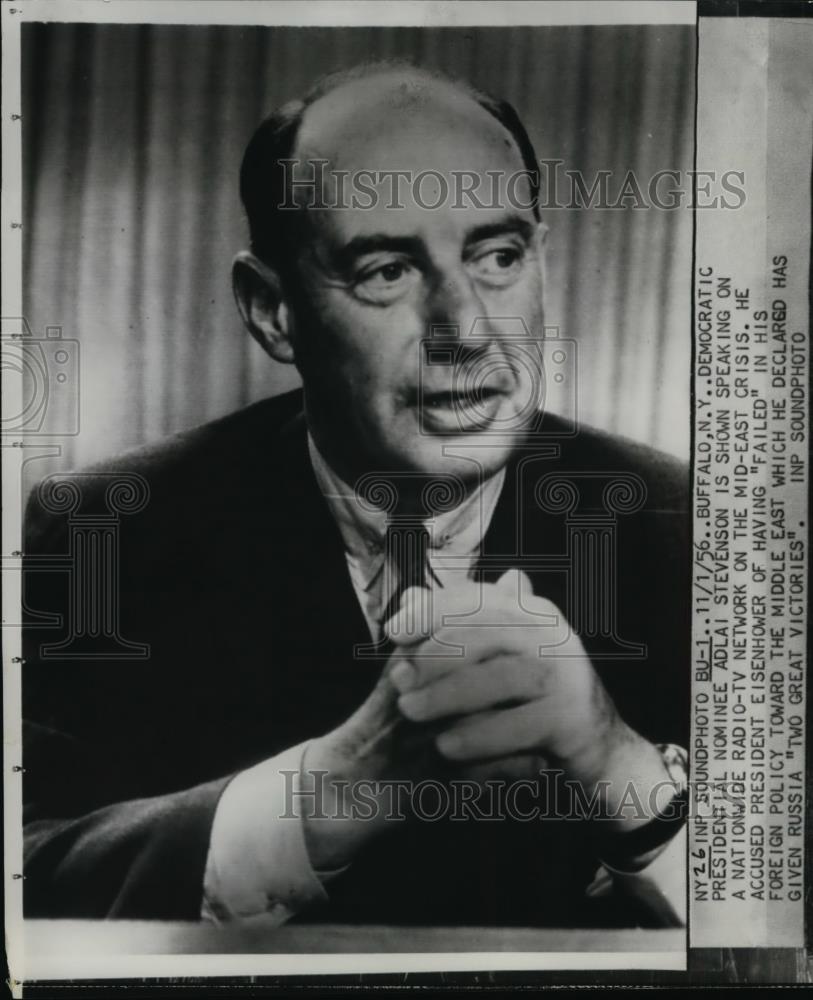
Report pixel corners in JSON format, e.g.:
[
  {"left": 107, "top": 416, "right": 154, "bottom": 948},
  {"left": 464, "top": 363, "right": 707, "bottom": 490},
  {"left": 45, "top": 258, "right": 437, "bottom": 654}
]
[
  {"left": 307, "top": 436, "right": 507, "bottom": 641},
  {"left": 202, "top": 438, "right": 686, "bottom": 925}
]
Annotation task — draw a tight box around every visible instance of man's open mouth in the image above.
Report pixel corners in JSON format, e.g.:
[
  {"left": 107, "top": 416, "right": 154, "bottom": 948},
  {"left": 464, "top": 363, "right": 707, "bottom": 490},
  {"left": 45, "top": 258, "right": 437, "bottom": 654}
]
[
  {"left": 417, "top": 385, "right": 507, "bottom": 431},
  {"left": 422, "top": 386, "right": 503, "bottom": 407}
]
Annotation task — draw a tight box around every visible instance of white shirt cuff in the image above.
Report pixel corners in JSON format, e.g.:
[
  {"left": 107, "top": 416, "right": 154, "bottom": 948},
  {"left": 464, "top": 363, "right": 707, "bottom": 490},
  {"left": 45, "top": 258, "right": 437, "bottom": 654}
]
[{"left": 201, "top": 740, "right": 329, "bottom": 923}]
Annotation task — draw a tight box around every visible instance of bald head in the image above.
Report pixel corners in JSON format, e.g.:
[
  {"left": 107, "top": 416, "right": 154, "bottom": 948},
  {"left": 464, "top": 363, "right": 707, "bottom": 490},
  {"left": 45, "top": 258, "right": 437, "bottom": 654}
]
[
  {"left": 239, "top": 61, "right": 540, "bottom": 275},
  {"left": 294, "top": 68, "right": 524, "bottom": 186}
]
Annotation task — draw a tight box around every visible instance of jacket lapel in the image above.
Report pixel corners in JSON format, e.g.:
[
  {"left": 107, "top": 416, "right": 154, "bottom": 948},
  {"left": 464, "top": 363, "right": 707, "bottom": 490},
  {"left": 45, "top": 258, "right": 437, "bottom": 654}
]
[{"left": 260, "top": 413, "right": 387, "bottom": 735}]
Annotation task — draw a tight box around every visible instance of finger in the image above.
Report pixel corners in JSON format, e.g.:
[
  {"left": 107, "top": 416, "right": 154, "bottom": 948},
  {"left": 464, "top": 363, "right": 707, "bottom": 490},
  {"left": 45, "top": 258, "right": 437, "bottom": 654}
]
[
  {"left": 397, "top": 618, "right": 564, "bottom": 692},
  {"left": 425, "top": 618, "right": 562, "bottom": 659},
  {"left": 435, "top": 587, "right": 563, "bottom": 639},
  {"left": 435, "top": 701, "right": 549, "bottom": 762},
  {"left": 387, "top": 583, "right": 573, "bottom": 697},
  {"left": 388, "top": 650, "right": 463, "bottom": 695},
  {"left": 398, "top": 656, "right": 553, "bottom": 722},
  {"left": 388, "top": 632, "right": 498, "bottom": 693},
  {"left": 430, "top": 592, "right": 575, "bottom": 660},
  {"left": 387, "top": 576, "right": 556, "bottom": 647},
  {"left": 390, "top": 610, "right": 566, "bottom": 696},
  {"left": 386, "top": 577, "right": 504, "bottom": 645},
  {"left": 450, "top": 753, "right": 550, "bottom": 784}
]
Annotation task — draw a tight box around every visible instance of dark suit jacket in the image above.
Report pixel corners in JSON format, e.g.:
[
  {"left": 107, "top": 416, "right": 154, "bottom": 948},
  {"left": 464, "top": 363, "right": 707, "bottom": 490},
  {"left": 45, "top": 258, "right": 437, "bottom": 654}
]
[{"left": 23, "top": 389, "right": 690, "bottom": 924}]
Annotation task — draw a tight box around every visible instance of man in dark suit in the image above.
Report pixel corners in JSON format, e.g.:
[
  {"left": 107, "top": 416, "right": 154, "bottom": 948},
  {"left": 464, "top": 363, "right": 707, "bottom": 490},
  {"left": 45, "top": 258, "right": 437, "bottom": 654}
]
[{"left": 23, "top": 62, "right": 689, "bottom": 927}]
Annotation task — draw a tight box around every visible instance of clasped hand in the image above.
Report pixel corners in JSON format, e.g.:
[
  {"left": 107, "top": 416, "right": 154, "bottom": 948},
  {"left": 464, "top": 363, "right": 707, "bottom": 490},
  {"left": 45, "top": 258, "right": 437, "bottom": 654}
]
[
  {"left": 302, "top": 571, "right": 665, "bottom": 871},
  {"left": 385, "top": 570, "right": 633, "bottom": 786}
]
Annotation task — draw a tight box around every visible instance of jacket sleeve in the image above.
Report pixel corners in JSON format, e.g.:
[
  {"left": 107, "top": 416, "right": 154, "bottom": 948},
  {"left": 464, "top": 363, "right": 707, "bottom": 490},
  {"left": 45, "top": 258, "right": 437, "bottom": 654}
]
[
  {"left": 21, "top": 479, "right": 233, "bottom": 919},
  {"left": 24, "top": 733, "right": 232, "bottom": 920}
]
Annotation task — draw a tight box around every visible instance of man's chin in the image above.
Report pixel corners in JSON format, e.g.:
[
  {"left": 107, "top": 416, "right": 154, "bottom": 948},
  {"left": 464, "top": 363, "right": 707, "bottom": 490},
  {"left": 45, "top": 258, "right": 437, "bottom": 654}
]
[{"left": 384, "top": 435, "right": 519, "bottom": 484}]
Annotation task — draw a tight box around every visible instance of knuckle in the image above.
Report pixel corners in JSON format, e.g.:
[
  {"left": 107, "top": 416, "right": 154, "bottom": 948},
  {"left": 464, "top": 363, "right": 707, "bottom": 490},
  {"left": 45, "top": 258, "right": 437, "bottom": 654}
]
[
  {"left": 528, "top": 665, "right": 549, "bottom": 698},
  {"left": 534, "top": 595, "right": 563, "bottom": 617}
]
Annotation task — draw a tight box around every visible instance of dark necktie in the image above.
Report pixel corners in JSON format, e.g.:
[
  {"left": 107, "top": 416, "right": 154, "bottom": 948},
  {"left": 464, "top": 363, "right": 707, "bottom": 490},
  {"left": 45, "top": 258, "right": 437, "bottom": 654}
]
[{"left": 380, "top": 520, "right": 432, "bottom": 646}]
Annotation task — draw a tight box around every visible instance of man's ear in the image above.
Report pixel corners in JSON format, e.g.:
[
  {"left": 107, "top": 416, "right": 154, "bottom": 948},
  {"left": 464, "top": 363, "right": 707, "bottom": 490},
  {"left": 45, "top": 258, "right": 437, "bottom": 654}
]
[{"left": 232, "top": 251, "right": 296, "bottom": 364}]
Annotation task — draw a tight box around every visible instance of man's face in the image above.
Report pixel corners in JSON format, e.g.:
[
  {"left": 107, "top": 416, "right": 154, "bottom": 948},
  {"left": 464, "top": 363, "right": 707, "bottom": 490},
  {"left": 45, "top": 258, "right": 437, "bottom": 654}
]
[{"left": 284, "top": 75, "right": 547, "bottom": 489}]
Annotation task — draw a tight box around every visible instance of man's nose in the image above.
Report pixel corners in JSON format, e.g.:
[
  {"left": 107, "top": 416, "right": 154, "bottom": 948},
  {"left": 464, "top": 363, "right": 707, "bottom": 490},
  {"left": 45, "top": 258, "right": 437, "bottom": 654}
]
[{"left": 424, "top": 270, "right": 501, "bottom": 352}]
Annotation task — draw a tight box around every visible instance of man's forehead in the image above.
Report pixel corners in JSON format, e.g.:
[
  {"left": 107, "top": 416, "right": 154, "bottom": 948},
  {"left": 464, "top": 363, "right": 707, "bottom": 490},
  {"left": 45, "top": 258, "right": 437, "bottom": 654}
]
[{"left": 294, "top": 70, "right": 523, "bottom": 175}]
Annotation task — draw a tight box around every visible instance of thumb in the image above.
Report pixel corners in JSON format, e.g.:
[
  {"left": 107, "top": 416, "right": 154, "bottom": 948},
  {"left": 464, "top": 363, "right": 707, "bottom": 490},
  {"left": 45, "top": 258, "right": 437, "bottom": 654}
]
[{"left": 497, "top": 568, "right": 534, "bottom": 599}]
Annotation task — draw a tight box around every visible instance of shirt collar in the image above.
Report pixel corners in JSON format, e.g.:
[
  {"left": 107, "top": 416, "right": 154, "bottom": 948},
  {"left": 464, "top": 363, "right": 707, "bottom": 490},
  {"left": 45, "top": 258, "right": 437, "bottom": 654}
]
[{"left": 308, "top": 434, "right": 506, "bottom": 569}]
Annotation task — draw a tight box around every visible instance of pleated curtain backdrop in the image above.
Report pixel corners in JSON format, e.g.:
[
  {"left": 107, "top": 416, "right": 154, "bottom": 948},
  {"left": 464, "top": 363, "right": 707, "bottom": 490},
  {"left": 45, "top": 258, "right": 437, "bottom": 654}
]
[{"left": 22, "top": 23, "right": 694, "bottom": 485}]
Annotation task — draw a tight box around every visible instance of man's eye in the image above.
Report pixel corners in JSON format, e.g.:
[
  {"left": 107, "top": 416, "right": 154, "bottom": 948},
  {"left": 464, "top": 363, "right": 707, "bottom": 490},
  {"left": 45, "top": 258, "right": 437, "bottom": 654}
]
[
  {"left": 361, "top": 261, "right": 410, "bottom": 283},
  {"left": 382, "top": 262, "right": 409, "bottom": 282},
  {"left": 471, "top": 246, "right": 525, "bottom": 284},
  {"left": 353, "top": 260, "right": 417, "bottom": 303}
]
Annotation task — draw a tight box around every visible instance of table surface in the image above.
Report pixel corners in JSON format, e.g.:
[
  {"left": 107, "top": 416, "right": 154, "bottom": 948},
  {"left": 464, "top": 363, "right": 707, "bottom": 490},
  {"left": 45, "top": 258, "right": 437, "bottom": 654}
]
[{"left": 25, "top": 919, "right": 685, "bottom": 955}]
